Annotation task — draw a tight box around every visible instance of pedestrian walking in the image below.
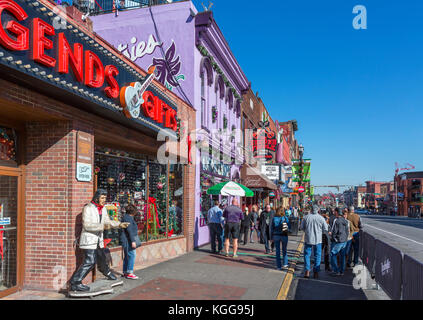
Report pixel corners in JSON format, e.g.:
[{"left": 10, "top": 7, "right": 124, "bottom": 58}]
[
  {"left": 270, "top": 207, "right": 291, "bottom": 270},
  {"left": 258, "top": 204, "right": 275, "bottom": 254},
  {"left": 300, "top": 205, "right": 329, "bottom": 279},
  {"left": 329, "top": 207, "right": 349, "bottom": 276},
  {"left": 343, "top": 207, "right": 354, "bottom": 269},
  {"left": 240, "top": 207, "right": 251, "bottom": 245},
  {"left": 223, "top": 198, "right": 243, "bottom": 258},
  {"left": 346, "top": 206, "right": 363, "bottom": 267},
  {"left": 207, "top": 200, "right": 224, "bottom": 254},
  {"left": 320, "top": 212, "right": 331, "bottom": 272},
  {"left": 120, "top": 204, "right": 141, "bottom": 280},
  {"left": 69, "top": 189, "right": 130, "bottom": 292},
  {"left": 249, "top": 205, "right": 260, "bottom": 243}
]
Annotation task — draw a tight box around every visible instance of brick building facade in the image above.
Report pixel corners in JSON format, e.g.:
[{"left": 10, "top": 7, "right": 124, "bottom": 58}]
[
  {"left": 0, "top": 0, "right": 196, "bottom": 297},
  {"left": 395, "top": 172, "right": 423, "bottom": 217}
]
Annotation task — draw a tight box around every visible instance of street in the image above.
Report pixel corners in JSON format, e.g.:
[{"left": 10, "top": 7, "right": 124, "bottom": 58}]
[{"left": 361, "top": 215, "right": 423, "bottom": 262}]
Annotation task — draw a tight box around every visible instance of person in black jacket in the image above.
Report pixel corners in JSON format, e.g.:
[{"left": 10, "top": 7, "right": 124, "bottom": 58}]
[
  {"left": 258, "top": 204, "right": 275, "bottom": 254},
  {"left": 328, "top": 208, "right": 349, "bottom": 276},
  {"left": 240, "top": 207, "right": 252, "bottom": 245},
  {"left": 120, "top": 204, "right": 140, "bottom": 280}
]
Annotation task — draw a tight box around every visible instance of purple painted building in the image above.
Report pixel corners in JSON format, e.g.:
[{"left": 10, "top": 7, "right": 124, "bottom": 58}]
[{"left": 91, "top": 1, "right": 249, "bottom": 247}]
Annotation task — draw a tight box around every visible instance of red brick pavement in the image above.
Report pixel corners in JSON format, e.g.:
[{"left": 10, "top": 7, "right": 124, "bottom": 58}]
[
  {"left": 195, "top": 247, "right": 276, "bottom": 270},
  {"left": 113, "top": 278, "right": 247, "bottom": 300}
]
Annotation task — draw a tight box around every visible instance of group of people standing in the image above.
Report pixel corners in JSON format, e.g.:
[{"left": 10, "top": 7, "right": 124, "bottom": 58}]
[
  {"left": 300, "top": 205, "right": 362, "bottom": 279},
  {"left": 207, "top": 200, "right": 300, "bottom": 271}
]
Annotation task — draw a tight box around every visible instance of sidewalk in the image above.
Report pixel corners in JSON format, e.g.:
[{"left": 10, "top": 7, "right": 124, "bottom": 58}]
[
  {"left": 4, "top": 232, "right": 304, "bottom": 300},
  {"left": 287, "top": 244, "right": 391, "bottom": 300}
]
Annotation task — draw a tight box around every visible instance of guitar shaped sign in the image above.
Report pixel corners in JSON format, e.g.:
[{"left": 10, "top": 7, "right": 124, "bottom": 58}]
[{"left": 120, "top": 66, "right": 158, "bottom": 119}]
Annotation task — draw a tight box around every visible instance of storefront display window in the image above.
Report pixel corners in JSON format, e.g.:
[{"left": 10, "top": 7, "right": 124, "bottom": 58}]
[
  {"left": 95, "top": 146, "right": 148, "bottom": 246},
  {"left": 0, "top": 127, "right": 17, "bottom": 167},
  {"left": 169, "top": 164, "right": 184, "bottom": 237},
  {"left": 147, "top": 161, "right": 168, "bottom": 241},
  {"left": 95, "top": 146, "right": 185, "bottom": 246}
]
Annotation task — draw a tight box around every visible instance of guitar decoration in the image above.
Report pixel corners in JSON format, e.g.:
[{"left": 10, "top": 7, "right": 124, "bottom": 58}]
[{"left": 120, "top": 66, "right": 158, "bottom": 119}]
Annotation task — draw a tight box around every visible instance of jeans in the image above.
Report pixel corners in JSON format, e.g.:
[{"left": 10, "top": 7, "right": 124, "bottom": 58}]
[
  {"left": 209, "top": 223, "right": 223, "bottom": 252},
  {"left": 347, "top": 232, "right": 360, "bottom": 265},
  {"left": 330, "top": 242, "right": 347, "bottom": 273},
  {"left": 304, "top": 243, "right": 322, "bottom": 273},
  {"left": 273, "top": 235, "right": 289, "bottom": 269},
  {"left": 345, "top": 239, "right": 353, "bottom": 264},
  {"left": 123, "top": 249, "right": 136, "bottom": 274},
  {"left": 250, "top": 226, "right": 260, "bottom": 242}
]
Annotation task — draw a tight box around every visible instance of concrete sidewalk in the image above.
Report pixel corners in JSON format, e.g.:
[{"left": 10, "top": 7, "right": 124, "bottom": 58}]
[
  {"left": 4, "top": 232, "right": 304, "bottom": 300},
  {"left": 287, "top": 245, "right": 391, "bottom": 300}
]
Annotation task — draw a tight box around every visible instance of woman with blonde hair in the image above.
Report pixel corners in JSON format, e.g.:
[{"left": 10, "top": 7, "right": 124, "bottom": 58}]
[{"left": 270, "top": 206, "right": 291, "bottom": 270}]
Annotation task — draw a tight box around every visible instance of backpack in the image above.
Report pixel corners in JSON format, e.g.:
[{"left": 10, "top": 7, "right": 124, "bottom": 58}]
[{"left": 273, "top": 216, "right": 289, "bottom": 235}]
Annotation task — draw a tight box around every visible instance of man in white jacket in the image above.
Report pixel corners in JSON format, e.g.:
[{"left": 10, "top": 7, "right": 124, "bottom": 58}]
[{"left": 69, "top": 189, "right": 129, "bottom": 292}]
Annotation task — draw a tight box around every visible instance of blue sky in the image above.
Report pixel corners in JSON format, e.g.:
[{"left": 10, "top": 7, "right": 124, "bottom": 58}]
[{"left": 192, "top": 0, "right": 423, "bottom": 193}]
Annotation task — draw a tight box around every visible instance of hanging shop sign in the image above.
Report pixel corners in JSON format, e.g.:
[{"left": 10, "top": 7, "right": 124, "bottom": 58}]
[
  {"left": 252, "top": 126, "right": 277, "bottom": 161},
  {"left": 261, "top": 165, "right": 281, "bottom": 181},
  {"left": 76, "top": 131, "right": 93, "bottom": 182},
  {"left": 0, "top": 0, "right": 177, "bottom": 133}
]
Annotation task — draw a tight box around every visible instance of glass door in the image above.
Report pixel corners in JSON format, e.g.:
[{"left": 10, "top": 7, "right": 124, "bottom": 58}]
[{"left": 0, "top": 171, "right": 23, "bottom": 298}]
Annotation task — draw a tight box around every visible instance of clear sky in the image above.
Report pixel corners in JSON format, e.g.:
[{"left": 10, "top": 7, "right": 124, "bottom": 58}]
[{"left": 192, "top": 0, "right": 423, "bottom": 194}]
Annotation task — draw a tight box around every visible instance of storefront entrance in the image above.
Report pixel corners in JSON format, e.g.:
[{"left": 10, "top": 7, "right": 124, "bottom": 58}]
[{"left": 0, "top": 168, "right": 24, "bottom": 298}]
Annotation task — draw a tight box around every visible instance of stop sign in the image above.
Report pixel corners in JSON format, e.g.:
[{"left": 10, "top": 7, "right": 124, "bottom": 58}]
[{"left": 298, "top": 186, "right": 305, "bottom": 193}]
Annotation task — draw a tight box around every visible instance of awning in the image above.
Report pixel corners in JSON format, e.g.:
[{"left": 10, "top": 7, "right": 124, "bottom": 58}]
[{"left": 241, "top": 165, "right": 278, "bottom": 190}]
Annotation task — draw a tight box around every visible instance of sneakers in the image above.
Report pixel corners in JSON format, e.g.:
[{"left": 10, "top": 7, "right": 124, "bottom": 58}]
[
  {"left": 233, "top": 254, "right": 239, "bottom": 258},
  {"left": 124, "top": 273, "right": 139, "bottom": 280},
  {"left": 282, "top": 265, "right": 289, "bottom": 269}
]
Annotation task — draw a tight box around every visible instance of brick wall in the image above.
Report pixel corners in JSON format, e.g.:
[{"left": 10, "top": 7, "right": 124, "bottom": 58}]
[{"left": 24, "top": 120, "right": 94, "bottom": 290}]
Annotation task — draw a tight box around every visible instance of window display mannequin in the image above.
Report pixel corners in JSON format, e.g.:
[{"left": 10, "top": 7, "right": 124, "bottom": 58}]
[{"left": 69, "top": 189, "right": 130, "bottom": 292}]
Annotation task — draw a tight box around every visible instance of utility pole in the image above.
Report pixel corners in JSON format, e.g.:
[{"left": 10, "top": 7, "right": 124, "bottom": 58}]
[{"left": 298, "top": 144, "right": 304, "bottom": 214}]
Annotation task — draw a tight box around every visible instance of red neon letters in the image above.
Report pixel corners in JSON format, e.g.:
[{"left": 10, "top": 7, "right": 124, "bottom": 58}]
[
  {"left": 0, "top": 0, "right": 177, "bottom": 128},
  {"left": 32, "top": 18, "right": 56, "bottom": 68},
  {"left": 104, "top": 65, "right": 119, "bottom": 99},
  {"left": 58, "top": 33, "right": 83, "bottom": 82},
  {"left": 0, "top": 0, "right": 29, "bottom": 51},
  {"left": 84, "top": 50, "right": 104, "bottom": 88},
  {"left": 142, "top": 91, "right": 177, "bottom": 131}
]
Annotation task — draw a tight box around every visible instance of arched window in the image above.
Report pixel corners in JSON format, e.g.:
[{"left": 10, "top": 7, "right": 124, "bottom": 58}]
[
  {"left": 215, "top": 75, "right": 225, "bottom": 130},
  {"left": 200, "top": 57, "right": 213, "bottom": 128}
]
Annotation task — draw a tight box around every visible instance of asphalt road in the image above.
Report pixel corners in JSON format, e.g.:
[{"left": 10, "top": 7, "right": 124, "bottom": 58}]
[{"left": 360, "top": 215, "right": 423, "bottom": 262}]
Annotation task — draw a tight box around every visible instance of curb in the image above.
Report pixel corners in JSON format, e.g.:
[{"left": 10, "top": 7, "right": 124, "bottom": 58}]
[{"left": 277, "top": 233, "right": 304, "bottom": 300}]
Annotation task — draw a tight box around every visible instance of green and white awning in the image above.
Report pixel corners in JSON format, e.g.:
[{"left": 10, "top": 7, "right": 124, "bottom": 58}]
[{"left": 206, "top": 181, "right": 254, "bottom": 197}]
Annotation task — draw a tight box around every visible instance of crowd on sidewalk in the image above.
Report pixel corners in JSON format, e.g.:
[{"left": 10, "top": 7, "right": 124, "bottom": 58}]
[
  {"left": 207, "top": 199, "right": 301, "bottom": 271},
  {"left": 299, "top": 205, "right": 363, "bottom": 279}
]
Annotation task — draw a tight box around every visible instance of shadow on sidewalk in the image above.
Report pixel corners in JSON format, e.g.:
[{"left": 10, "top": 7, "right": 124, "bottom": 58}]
[{"left": 291, "top": 267, "right": 368, "bottom": 300}]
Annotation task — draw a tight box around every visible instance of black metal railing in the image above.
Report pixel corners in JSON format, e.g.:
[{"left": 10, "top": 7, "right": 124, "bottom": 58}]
[
  {"left": 67, "top": 0, "right": 186, "bottom": 16},
  {"left": 360, "top": 230, "right": 423, "bottom": 299}
]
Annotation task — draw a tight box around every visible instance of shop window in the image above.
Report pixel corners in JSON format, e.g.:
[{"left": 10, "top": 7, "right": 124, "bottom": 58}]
[
  {"left": 0, "top": 127, "right": 18, "bottom": 167},
  {"left": 168, "top": 164, "right": 184, "bottom": 237},
  {"left": 148, "top": 160, "right": 168, "bottom": 241},
  {"left": 95, "top": 147, "right": 148, "bottom": 246}
]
